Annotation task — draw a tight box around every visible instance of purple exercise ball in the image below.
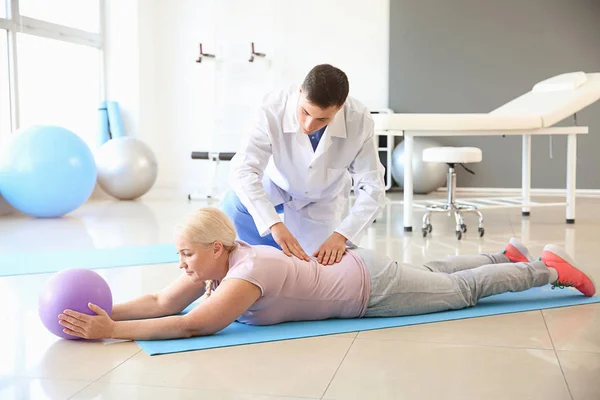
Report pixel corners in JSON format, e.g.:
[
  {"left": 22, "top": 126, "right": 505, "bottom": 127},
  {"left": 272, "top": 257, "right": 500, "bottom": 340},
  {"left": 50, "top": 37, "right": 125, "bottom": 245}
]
[{"left": 38, "top": 269, "right": 113, "bottom": 340}]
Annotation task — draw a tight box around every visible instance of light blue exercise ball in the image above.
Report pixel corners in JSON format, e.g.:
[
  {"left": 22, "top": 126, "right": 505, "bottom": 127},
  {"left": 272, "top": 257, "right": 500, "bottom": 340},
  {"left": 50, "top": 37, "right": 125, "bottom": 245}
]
[
  {"left": 391, "top": 138, "right": 448, "bottom": 194},
  {"left": 0, "top": 125, "right": 97, "bottom": 218}
]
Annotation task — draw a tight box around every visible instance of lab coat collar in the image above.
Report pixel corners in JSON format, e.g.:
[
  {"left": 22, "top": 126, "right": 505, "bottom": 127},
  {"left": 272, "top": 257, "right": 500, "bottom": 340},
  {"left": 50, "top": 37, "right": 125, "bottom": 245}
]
[
  {"left": 282, "top": 89, "right": 300, "bottom": 134},
  {"left": 325, "top": 106, "right": 347, "bottom": 139},
  {"left": 309, "top": 108, "right": 347, "bottom": 161}
]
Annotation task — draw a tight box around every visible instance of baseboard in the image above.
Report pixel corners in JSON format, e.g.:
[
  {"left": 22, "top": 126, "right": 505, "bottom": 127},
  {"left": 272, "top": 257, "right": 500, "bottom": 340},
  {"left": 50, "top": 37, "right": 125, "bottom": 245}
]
[
  {"left": 437, "top": 187, "right": 600, "bottom": 197},
  {"left": 0, "top": 184, "right": 188, "bottom": 218},
  {"left": 89, "top": 182, "right": 114, "bottom": 200},
  {"left": 89, "top": 184, "right": 186, "bottom": 201},
  {"left": 0, "top": 195, "right": 18, "bottom": 216},
  {"left": 144, "top": 185, "right": 188, "bottom": 200}
]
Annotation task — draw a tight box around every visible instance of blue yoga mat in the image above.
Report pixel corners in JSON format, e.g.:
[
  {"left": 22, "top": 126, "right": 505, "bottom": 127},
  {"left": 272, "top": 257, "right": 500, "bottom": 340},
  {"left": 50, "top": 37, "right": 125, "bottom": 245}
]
[
  {"left": 0, "top": 244, "right": 178, "bottom": 277},
  {"left": 136, "top": 287, "right": 600, "bottom": 356}
]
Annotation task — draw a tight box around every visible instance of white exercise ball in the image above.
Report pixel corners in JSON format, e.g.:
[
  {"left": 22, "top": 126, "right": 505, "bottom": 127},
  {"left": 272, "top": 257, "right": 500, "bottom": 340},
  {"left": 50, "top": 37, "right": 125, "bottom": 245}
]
[
  {"left": 95, "top": 137, "right": 158, "bottom": 200},
  {"left": 391, "top": 138, "right": 448, "bottom": 194}
]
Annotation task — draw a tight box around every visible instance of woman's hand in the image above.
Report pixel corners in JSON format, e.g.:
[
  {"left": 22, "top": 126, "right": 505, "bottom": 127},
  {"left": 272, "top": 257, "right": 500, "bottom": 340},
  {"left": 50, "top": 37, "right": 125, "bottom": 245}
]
[{"left": 58, "top": 303, "right": 115, "bottom": 340}]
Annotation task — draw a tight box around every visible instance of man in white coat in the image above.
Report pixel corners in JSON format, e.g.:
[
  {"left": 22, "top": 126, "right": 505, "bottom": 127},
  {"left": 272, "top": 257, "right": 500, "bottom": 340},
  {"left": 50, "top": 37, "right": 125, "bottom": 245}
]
[{"left": 222, "top": 64, "right": 386, "bottom": 265}]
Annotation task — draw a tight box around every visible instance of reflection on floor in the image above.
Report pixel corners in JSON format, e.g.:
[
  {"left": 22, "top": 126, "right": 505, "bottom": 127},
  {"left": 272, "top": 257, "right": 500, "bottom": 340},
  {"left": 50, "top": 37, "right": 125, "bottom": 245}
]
[{"left": 0, "top": 192, "right": 598, "bottom": 400}]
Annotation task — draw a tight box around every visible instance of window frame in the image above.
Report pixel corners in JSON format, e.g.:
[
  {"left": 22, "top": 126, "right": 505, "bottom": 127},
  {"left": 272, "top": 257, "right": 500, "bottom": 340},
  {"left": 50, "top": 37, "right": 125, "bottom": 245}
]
[{"left": 0, "top": 0, "right": 104, "bottom": 132}]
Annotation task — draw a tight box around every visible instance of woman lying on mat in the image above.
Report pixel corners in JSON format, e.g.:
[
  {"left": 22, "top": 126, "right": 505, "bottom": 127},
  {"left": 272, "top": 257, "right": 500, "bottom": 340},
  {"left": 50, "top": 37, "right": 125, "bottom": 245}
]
[{"left": 58, "top": 207, "right": 596, "bottom": 341}]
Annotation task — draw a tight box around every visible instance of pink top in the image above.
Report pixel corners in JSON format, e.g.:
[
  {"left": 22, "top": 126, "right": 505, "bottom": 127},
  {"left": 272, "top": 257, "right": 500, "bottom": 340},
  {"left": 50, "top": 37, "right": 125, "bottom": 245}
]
[{"left": 219, "top": 241, "right": 371, "bottom": 325}]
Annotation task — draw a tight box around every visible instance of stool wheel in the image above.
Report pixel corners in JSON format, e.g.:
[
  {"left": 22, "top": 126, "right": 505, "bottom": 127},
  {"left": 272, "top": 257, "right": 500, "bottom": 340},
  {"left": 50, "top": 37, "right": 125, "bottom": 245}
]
[
  {"left": 478, "top": 227, "right": 485, "bottom": 237},
  {"left": 455, "top": 230, "right": 462, "bottom": 240},
  {"left": 422, "top": 223, "right": 432, "bottom": 237},
  {"left": 460, "top": 224, "right": 467, "bottom": 233}
]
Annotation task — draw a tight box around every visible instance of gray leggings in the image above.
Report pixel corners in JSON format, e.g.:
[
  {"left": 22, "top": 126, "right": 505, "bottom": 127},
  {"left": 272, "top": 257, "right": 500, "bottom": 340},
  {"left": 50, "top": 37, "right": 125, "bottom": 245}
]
[{"left": 352, "top": 248, "right": 551, "bottom": 318}]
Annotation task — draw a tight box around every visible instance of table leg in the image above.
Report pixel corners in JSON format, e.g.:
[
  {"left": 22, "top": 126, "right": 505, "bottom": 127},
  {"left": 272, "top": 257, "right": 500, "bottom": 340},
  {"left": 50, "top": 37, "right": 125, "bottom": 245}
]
[
  {"left": 386, "top": 134, "right": 393, "bottom": 191},
  {"left": 566, "top": 134, "right": 577, "bottom": 223},
  {"left": 403, "top": 134, "right": 413, "bottom": 231},
  {"left": 522, "top": 135, "right": 531, "bottom": 216}
]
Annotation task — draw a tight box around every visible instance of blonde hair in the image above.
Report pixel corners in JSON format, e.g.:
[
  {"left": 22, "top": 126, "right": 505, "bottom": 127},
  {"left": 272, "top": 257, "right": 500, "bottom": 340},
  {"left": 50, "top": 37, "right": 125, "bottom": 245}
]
[{"left": 175, "top": 207, "right": 238, "bottom": 297}]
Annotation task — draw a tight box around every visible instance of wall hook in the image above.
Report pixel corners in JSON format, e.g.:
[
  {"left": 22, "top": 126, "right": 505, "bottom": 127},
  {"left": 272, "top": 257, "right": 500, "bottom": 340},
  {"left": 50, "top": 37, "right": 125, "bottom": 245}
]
[
  {"left": 196, "top": 43, "right": 215, "bottom": 63},
  {"left": 249, "top": 42, "right": 266, "bottom": 62}
]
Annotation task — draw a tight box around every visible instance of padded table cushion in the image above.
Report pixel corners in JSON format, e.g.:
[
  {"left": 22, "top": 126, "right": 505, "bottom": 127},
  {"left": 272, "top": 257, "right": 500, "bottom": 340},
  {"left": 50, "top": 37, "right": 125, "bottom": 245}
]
[
  {"left": 422, "top": 147, "right": 483, "bottom": 164},
  {"left": 372, "top": 113, "right": 542, "bottom": 131},
  {"left": 372, "top": 72, "right": 600, "bottom": 131}
]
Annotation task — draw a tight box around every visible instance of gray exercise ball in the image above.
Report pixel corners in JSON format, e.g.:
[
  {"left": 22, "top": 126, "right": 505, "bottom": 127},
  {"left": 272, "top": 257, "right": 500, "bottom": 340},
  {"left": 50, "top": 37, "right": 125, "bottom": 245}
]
[
  {"left": 95, "top": 137, "right": 158, "bottom": 200},
  {"left": 391, "top": 138, "right": 448, "bottom": 194}
]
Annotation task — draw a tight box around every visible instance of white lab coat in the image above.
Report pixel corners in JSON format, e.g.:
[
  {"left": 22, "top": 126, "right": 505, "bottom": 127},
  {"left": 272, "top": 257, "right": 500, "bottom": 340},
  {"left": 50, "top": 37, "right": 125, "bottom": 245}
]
[{"left": 229, "top": 86, "right": 386, "bottom": 255}]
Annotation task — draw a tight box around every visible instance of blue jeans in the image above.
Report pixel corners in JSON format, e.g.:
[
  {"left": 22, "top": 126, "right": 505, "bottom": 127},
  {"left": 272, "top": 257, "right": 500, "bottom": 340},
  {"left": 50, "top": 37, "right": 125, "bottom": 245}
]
[{"left": 221, "top": 190, "right": 284, "bottom": 249}]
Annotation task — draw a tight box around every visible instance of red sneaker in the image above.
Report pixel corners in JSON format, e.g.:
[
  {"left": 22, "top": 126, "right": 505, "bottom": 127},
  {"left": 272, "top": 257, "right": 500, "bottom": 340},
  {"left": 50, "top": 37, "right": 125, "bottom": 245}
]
[
  {"left": 541, "top": 245, "right": 596, "bottom": 297},
  {"left": 503, "top": 237, "right": 534, "bottom": 263}
]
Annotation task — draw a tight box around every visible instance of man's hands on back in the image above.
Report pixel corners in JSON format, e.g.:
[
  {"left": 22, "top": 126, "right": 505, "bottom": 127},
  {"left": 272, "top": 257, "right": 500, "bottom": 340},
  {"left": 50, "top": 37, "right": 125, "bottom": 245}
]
[
  {"left": 270, "top": 222, "right": 311, "bottom": 261},
  {"left": 270, "top": 223, "right": 348, "bottom": 265},
  {"left": 313, "top": 232, "right": 347, "bottom": 265}
]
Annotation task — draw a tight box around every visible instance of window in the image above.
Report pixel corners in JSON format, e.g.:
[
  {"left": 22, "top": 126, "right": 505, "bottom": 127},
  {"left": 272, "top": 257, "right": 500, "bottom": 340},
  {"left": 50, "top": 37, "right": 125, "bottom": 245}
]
[
  {"left": 17, "top": 33, "right": 101, "bottom": 148},
  {"left": 0, "top": 30, "right": 9, "bottom": 149},
  {"left": 0, "top": 2, "right": 103, "bottom": 148},
  {"left": 19, "top": 0, "right": 100, "bottom": 33}
]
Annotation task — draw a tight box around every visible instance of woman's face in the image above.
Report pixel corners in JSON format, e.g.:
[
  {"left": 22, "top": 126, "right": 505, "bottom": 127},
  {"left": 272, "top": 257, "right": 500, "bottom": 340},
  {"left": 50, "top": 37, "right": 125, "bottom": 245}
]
[{"left": 175, "top": 236, "right": 226, "bottom": 282}]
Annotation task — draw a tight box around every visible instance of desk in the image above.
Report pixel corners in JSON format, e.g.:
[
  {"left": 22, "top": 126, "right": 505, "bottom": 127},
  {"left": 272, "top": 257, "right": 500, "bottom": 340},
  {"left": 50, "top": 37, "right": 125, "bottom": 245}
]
[{"left": 373, "top": 123, "right": 588, "bottom": 231}]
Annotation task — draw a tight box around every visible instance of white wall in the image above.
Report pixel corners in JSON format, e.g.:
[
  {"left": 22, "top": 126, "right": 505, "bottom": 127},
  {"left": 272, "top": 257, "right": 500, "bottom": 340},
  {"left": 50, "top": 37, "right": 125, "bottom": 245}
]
[
  {"left": 105, "top": 0, "right": 390, "bottom": 197},
  {"left": 138, "top": 0, "right": 219, "bottom": 196},
  {"left": 271, "top": 0, "right": 390, "bottom": 110},
  {"left": 104, "top": 0, "right": 140, "bottom": 141}
]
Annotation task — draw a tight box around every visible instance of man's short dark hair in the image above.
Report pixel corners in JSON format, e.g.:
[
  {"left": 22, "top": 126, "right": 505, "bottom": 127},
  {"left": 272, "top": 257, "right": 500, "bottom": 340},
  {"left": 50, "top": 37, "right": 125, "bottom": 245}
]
[{"left": 301, "top": 64, "right": 349, "bottom": 109}]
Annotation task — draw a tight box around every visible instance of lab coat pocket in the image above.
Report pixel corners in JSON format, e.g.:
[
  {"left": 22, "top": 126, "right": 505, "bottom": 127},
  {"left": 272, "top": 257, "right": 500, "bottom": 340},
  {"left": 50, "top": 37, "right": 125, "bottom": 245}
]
[
  {"left": 324, "top": 167, "right": 348, "bottom": 188},
  {"left": 307, "top": 198, "right": 346, "bottom": 222}
]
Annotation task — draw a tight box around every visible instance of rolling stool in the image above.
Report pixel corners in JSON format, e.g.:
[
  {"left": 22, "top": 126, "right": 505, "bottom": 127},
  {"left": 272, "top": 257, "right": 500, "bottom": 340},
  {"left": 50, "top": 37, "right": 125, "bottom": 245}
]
[{"left": 421, "top": 147, "right": 484, "bottom": 240}]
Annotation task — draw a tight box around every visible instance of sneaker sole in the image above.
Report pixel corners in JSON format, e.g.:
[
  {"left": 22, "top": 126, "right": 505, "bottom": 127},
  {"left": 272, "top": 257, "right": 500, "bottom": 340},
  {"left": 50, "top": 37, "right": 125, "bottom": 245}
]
[
  {"left": 543, "top": 244, "right": 596, "bottom": 295},
  {"left": 508, "top": 238, "right": 534, "bottom": 262}
]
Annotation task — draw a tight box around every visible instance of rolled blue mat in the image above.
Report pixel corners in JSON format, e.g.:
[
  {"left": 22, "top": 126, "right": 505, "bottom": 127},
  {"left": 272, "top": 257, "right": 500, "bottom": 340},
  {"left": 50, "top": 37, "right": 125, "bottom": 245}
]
[
  {"left": 0, "top": 243, "right": 178, "bottom": 277},
  {"left": 106, "top": 101, "right": 125, "bottom": 138},
  {"left": 97, "top": 101, "right": 110, "bottom": 147}
]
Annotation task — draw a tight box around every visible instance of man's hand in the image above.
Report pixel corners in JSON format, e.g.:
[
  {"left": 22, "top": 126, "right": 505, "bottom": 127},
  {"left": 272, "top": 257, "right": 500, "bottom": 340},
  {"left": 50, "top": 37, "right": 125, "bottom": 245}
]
[
  {"left": 270, "top": 222, "right": 311, "bottom": 261},
  {"left": 313, "top": 232, "right": 347, "bottom": 265}
]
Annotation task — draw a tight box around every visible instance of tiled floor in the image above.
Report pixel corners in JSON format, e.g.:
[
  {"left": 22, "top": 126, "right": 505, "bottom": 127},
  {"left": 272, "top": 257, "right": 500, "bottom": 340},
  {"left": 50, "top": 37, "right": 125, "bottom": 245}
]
[{"left": 0, "top": 192, "right": 599, "bottom": 400}]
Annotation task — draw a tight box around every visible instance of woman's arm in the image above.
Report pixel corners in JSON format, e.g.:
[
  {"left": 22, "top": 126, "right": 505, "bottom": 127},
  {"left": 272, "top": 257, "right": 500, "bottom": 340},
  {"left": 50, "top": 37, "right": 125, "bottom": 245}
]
[
  {"left": 58, "top": 278, "right": 261, "bottom": 341},
  {"left": 110, "top": 275, "right": 207, "bottom": 321}
]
